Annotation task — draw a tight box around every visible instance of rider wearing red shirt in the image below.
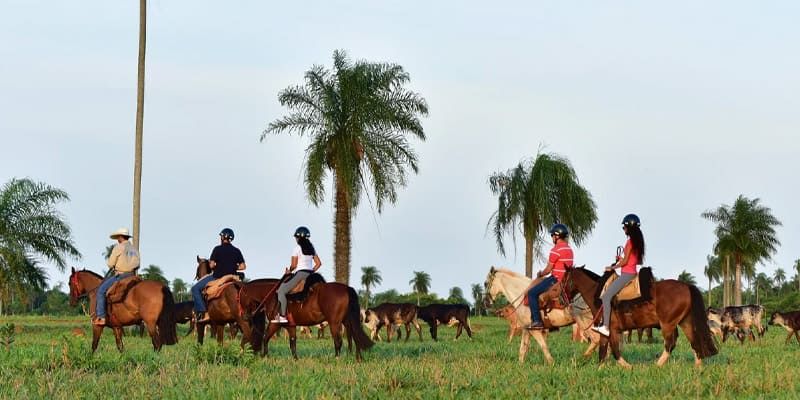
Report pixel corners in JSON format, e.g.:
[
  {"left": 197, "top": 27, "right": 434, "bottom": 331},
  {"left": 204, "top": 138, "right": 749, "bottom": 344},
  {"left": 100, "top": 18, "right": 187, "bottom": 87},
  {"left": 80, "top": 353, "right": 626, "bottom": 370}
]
[{"left": 525, "top": 223, "right": 574, "bottom": 330}]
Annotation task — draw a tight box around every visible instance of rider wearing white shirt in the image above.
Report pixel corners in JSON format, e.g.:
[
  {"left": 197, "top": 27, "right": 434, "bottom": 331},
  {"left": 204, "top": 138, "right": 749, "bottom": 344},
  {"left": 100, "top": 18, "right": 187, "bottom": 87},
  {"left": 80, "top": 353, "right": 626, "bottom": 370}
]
[{"left": 273, "top": 226, "right": 322, "bottom": 324}]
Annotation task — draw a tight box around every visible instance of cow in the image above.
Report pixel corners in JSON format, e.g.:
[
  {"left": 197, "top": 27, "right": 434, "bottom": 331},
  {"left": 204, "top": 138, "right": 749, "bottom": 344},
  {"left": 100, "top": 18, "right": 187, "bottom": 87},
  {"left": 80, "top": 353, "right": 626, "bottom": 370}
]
[
  {"left": 363, "top": 303, "right": 422, "bottom": 342},
  {"left": 706, "top": 308, "right": 724, "bottom": 340},
  {"left": 768, "top": 311, "right": 800, "bottom": 345},
  {"left": 710, "top": 305, "right": 766, "bottom": 343},
  {"left": 496, "top": 305, "right": 522, "bottom": 343},
  {"left": 624, "top": 327, "right": 654, "bottom": 344},
  {"left": 417, "top": 303, "right": 472, "bottom": 341},
  {"left": 299, "top": 322, "right": 329, "bottom": 339}
]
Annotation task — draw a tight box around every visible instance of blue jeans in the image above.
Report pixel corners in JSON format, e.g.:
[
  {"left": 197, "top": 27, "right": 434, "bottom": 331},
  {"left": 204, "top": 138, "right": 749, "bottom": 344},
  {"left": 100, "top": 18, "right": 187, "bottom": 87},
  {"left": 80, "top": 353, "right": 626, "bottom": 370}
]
[
  {"left": 192, "top": 274, "right": 215, "bottom": 313},
  {"left": 527, "top": 276, "right": 557, "bottom": 324},
  {"left": 96, "top": 272, "right": 133, "bottom": 319}
]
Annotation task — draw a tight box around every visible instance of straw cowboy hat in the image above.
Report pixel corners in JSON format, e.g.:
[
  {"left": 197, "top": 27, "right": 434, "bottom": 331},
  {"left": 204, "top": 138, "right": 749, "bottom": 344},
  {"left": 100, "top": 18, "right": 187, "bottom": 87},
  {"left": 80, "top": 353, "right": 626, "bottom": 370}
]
[{"left": 109, "top": 228, "right": 132, "bottom": 239}]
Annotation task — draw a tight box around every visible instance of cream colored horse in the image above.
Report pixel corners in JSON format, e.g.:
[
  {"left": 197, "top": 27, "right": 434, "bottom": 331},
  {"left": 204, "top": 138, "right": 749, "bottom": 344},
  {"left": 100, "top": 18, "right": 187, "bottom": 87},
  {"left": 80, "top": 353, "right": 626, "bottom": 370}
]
[{"left": 484, "top": 266, "right": 600, "bottom": 364}]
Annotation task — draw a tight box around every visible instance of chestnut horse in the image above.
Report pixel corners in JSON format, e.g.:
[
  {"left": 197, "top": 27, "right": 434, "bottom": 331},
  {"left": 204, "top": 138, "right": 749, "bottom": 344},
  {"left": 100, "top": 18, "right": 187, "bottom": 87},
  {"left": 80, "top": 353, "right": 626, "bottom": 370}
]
[
  {"left": 68, "top": 267, "right": 178, "bottom": 352},
  {"left": 565, "top": 267, "right": 717, "bottom": 367},
  {"left": 237, "top": 275, "right": 374, "bottom": 361},
  {"left": 483, "top": 267, "right": 601, "bottom": 364},
  {"left": 194, "top": 257, "right": 252, "bottom": 347}
]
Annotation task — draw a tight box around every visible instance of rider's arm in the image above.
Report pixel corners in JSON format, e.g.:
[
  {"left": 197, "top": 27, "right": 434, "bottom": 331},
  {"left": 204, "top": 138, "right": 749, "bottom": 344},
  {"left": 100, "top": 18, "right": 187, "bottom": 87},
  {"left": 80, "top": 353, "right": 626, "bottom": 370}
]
[
  {"left": 539, "top": 261, "right": 555, "bottom": 277},
  {"left": 312, "top": 255, "right": 322, "bottom": 272},
  {"left": 237, "top": 262, "right": 247, "bottom": 271},
  {"left": 107, "top": 244, "right": 121, "bottom": 269},
  {"left": 288, "top": 255, "right": 298, "bottom": 272},
  {"left": 236, "top": 249, "right": 246, "bottom": 271},
  {"left": 608, "top": 244, "right": 632, "bottom": 271},
  {"left": 209, "top": 260, "right": 217, "bottom": 270}
]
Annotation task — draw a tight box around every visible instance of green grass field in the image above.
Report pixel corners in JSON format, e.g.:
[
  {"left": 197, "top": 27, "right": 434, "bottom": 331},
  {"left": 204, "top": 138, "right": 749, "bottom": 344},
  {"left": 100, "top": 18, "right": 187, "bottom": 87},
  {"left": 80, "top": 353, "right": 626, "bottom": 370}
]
[{"left": 1, "top": 315, "right": 799, "bottom": 399}]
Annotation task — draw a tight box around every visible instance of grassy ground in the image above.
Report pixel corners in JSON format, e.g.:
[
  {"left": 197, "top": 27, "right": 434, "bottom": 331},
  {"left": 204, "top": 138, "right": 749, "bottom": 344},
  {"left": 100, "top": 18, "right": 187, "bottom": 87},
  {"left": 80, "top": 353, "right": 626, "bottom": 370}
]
[{"left": 1, "top": 315, "right": 799, "bottom": 399}]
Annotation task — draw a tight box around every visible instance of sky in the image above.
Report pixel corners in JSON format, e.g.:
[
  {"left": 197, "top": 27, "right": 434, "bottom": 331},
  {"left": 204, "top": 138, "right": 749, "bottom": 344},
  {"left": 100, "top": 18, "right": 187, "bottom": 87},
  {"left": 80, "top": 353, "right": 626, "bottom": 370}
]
[{"left": 1, "top": 1, "right": 798, "bottom": 300}]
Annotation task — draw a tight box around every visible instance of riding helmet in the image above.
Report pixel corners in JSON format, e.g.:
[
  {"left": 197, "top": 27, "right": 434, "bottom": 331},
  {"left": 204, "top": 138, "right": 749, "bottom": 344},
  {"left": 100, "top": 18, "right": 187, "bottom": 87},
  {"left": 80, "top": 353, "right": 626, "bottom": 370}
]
[
  {"left": 294, "top": 226, "right": 311, "bottom": 239},
  {"left": 621, "top": 214, "right": 641, "bottom": 227},
  {"left": 219, "top": 228, "right": 235, "bottom": 241},
  {"left": 549, "top": 223, "right": 569, "bottom": 238}
]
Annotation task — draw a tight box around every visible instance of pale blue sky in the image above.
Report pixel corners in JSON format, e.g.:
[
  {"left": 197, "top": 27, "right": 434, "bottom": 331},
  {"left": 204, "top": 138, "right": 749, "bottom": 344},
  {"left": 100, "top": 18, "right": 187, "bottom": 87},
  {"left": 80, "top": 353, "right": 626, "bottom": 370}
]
[{"left": 1, "top": 1, "right": 798, "bottom": 298}]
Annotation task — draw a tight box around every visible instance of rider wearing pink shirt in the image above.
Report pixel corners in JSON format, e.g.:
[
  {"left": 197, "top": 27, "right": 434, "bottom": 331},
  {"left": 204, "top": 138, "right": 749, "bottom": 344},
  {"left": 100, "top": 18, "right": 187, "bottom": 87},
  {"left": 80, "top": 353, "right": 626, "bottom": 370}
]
[{"left": 592, "top": 214, "right": 645, "bottom": 337}]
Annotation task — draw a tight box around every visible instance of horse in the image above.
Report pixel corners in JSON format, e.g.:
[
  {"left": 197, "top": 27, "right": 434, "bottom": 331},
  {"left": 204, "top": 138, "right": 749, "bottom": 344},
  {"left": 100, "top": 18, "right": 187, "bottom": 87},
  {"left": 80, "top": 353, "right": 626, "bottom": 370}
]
[
  {"left": 483, "top": 267, "right": 600, "bottom": 364},
  {"left": 194, "top": 257, "right": 253, "bottom": 347},
  {"left": 68, "top": 267, "right": 178, "bottom": 352},
  {"left": 237, "top": 273, "right": 374, "bottom": 361},
  {"left": 564, "top": 266, "right": 717, "bottom": 367}
]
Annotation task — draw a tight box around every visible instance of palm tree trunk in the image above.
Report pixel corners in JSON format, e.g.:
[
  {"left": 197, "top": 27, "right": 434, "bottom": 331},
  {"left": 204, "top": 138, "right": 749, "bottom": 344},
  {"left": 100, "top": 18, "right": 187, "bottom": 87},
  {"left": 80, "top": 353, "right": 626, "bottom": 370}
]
[
  {"left": 724, "top": 255, "right": 731, "bottom": 307},
  {"left": 333, "top": 176, "right": 352, "bottom": 284},
  {"left": 365, "top": 286, "right": 370, "bottom": 309},
  {"left": 734, "top": 256, "right": 742, "bottom": 306},
  {"left": 708, "top": 279, "right": 711, "bottom": 307},
  {"left": 524, "top": 230, "right": 534, "bottom": 278},
  {"left": 132, "top": 0, "right": 147, "bottom": 250}
]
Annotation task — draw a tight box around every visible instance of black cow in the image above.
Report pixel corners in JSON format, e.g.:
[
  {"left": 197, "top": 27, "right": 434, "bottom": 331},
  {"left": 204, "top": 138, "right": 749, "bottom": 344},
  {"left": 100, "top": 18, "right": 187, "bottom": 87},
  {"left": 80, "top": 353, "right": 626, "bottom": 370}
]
[
  {"left": 769, "top": 311, "right": 800, "bottom": 345},
  {"left": 417, "top": 303, "right": 472, "bottom": 341}
]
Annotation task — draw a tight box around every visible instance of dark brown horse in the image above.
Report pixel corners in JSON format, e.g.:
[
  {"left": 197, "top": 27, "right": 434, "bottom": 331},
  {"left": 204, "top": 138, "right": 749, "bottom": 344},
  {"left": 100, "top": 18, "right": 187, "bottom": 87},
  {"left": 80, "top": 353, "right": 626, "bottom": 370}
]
[
  {"left": 194, "top": 257, "right": 251, "bottom": 347},
  {"left": 564, "top": 267, "right": 717, "bottom": 367},
  {"left": 237, "top": 274, "right": 373, "bottom": 361},
  {"left": 68, "top": 267, "right": 178, "bottom": 352}
]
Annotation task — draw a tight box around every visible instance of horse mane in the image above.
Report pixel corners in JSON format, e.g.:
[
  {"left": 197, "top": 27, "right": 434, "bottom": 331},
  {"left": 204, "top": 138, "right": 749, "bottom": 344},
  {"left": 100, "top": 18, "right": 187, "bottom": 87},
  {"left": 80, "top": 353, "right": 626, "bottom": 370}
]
[
  {"left": 248, "top": 278, "right": 280, "bottom": 284},
  {"left": 576, "top": 267, "right": 601, "bottom": 281},
  {"left": 494, "top": 268, "right": 525, "bottom": 278},
  {"left": 79, "top": 269, "right": 104, "bottom": 280}
]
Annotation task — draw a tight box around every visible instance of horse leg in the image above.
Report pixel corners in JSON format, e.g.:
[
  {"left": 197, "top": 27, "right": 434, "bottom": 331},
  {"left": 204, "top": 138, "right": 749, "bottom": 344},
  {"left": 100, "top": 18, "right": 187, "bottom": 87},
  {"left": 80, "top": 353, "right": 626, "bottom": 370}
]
[
  {"left": 196, "top": 321, "right": 206, "bottom": 345},
  {"left": 610, "top": 329, "right": 631, "bottom": 369},
  {"left": 656, "top": 323, "right": 678, "bottom": 367},
  {"left": 414, "top": 320, "right": 423, "bottom": 341},
  {"left": 330, "top": 322, "right": 343, "bottom": 358},
  {"left": 678, "top": 318, "right": 703, "bottom": 367},
  {"left": 214, "top": 325, "right": 224, "bottom": 346},
  {"left": 531, "top": 330, "right": 554, "bottom": 365},
  {"left": 287, "top": 327, "right": 298, "bottom": 360},
  {"left": 113, "top": 327, "right": 125, "bottom": 352},
  {"left": 429, "top": 323, "right": 438, "bottom": 341},
  {"left": 454, "top": 321, "right": 463, "bottom": 340},
  {"left": 143, "top": 319, "right": 161, "bottom": 351},
  {"left": 518, "top": 329, "right": 531, "bottom": 363},
  {"left": 263, "top": 323, "right": 280, "bottom": 356},
  {"left": 464, "top": 319, "right": 473, "bottom": 339},
  {"left": 91, "top": 325, "right": 103, "bottom": 353},
  {"left": 404, "top": 322, "right": 411, "bottom": 343}
]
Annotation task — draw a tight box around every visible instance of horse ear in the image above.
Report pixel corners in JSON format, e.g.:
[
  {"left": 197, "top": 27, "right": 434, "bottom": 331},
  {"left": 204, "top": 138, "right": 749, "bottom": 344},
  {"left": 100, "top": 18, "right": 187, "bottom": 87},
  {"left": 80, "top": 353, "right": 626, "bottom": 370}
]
[
  {"left": 71, "top": 266, "right": 75, "bottom": 273},
  {"left": 490, "top": 266, "right": 495, "bottom": 273},
  {"left": 197, "top": 255, "right": 201, "bottom": 263}
]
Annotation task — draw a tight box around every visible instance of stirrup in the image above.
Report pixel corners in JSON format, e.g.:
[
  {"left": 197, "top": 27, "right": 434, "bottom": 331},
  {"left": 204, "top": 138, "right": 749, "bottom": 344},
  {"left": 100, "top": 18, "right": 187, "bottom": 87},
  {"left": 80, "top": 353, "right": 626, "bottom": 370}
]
[
  {"left": 92, "top": 317, "right": 106, "bottom": 326},
  {"left": 591, "top": 325, "right": 610, "bottom": 337},
  {"left": 271, "top": 315, "right": 288, "bottom": 324}
]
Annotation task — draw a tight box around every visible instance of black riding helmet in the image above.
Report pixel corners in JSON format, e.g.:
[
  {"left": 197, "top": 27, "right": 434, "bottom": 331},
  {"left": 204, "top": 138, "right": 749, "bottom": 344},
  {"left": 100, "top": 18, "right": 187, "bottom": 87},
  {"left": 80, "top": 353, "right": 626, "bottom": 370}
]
[
  {"left": 219, "top": 228, "right": 235, "bottom": 241},
  {"left": 549, "top": 223, "right": 569, "bottom": 238},
  {"left": 622, "top": 214, "right": 641, "bottom": 227},
  {"left": 294, "top": 226, "right": 311, "bottom": 239}
]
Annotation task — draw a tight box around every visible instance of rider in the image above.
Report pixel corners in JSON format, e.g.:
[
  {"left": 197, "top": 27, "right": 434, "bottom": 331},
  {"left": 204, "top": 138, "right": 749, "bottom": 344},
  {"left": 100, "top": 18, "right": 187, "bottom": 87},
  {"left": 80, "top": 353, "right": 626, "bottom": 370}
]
[
  {"left": 524, "top": 223, "right": 574, "bottom": 330},
  {"left": 191, "top": 228, "right": 246, "bottom": 323},
  {"left": 272, "top": 226, "right": 322, "bottom": 324},
  {"left": 592, "top": 213, "right": 646, "bottom": 337},
  {"left": 95, "top": 228, "right": 140, "bottom": 326}
]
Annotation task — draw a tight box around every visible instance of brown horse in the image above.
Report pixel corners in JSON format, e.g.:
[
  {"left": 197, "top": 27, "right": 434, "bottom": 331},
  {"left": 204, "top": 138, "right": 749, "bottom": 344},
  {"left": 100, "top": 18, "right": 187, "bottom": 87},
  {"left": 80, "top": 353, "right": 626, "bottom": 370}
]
[
  {"left": 68, "top": 267, "right": 178, "bottom": 352},
  {"left": 564, "top": 267, "right": 717, "bottom": 367},
  {"left": 237, "top": 274, "right": 373, "bottom": 361},
  {"left": 194, "top": 257, "right": 252, "bottom": 347}
]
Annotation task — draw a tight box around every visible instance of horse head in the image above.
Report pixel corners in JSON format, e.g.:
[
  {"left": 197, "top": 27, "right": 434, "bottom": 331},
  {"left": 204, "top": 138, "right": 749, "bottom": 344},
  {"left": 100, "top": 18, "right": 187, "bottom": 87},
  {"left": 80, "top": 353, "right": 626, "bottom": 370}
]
[
  {"left": 68, "top": 267, "right": 81, "bottom": 306},
  {"left": 195, "top": 256, "right": 211, "bottom": 281},
  {"left": 483, "top": 266, "right": 499, "bottom": 309}
]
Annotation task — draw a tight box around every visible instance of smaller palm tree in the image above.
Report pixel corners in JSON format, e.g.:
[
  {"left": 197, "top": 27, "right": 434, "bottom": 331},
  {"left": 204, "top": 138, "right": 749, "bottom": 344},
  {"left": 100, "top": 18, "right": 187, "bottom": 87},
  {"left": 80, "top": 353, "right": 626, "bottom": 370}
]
[
  {"left": 704, "top": 255, "right": 722, "bottom": 306},
  {"left": 360, "top": 266, "right": 382, "bottom": 308},
  {"left": 409, "top": 271, "right": 431, "bottom": 306},
  {"left": 172, "top": 278, "right": 188, "bottom": 302},
  {"left": 795, "top": 259, "right": 800, "bottom": 292},
  {"left": 471, "top": 284, "right": 484, "bottom": 316},
  {"left": 141, "top": 265, "right": 168, "bottom": 285},
  {"left": 774, "top": 268, "right": 787, "bottom": 293}
]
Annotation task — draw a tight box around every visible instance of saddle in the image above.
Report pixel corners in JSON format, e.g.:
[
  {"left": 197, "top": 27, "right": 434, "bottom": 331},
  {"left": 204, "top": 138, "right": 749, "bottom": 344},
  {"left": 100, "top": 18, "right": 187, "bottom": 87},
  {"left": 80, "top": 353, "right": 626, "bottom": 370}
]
[
  {"left": 598, "top": 267, "right": 654, "bottom": 304},
  {"left": 202, "top": 275, "right": 241, "bottom": 301},
  {"left": 286, "top": 273, "right": 326, "bottom": 302},
  {"left": 106, "top": 275, "right": 142, "bottom": 303},
  {"left": 522, "top": 277, "right": 567, "bottom": 312}
]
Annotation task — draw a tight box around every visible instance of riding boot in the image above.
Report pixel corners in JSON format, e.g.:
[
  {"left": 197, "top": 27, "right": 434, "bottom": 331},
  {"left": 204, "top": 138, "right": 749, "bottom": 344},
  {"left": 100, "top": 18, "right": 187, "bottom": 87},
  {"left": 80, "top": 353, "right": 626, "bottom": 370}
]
[{"left": 195, "top": 311, "right": 210, "bottom": 323}]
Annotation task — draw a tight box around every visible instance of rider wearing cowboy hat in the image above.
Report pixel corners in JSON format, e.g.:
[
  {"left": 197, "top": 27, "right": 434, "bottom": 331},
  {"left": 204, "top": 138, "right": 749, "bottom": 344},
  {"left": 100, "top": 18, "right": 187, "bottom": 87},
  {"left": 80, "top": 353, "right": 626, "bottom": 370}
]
[{"left": 94, "top": 228, "right": 140, "bottom": 325}]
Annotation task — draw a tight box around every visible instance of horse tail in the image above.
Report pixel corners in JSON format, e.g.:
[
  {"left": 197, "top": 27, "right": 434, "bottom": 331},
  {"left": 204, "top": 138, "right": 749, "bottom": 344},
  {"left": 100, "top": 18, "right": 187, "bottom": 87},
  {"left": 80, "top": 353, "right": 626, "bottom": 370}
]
[
  {"left": 344, "top": 286, "right": 374, "bottom": 352},
  {"left": 158, "top": 285, "right": 178, "bottom": 346},
  {"left": 687, "top": 284, "right": 717, "bottom": 358}
]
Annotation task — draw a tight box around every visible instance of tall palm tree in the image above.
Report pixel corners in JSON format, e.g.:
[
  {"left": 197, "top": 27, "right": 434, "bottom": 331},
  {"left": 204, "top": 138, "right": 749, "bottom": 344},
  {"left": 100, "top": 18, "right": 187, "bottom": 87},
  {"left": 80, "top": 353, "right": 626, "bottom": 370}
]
[
  {"left": 704, "top": 255, "right": 722, "bottom": 306},
  {"left": 774, "top": 268, "right": 787, "bottom": 293},
  {"left": 488, "top": 151, "right": 597, "bottom": 277},
  {"left": 262, "top": 50, "right": 429, "bottom": 284},
  {"left": 409, "top": 271, "right": 431, "bottom": 306},
  {"left": 360, "top": 265, "right": 382, "bottom": 308},
  {"left": 677, "top": 270, "right": 697, "bottom": 286},
  {"left": 0, "top": 178, "right": 81, "bottom": 315},
  {"left": 702, "top": 195, "right": 781, "bottom": 305},
  {"left": 0, "top": 253, "right": 48, "bottom": 315},
  {"left": 471, "top": 283, "right": 484, "bottom": 316},
  {"left": 171, "top": 278, "right": 188, "bottom": 302},
  {"left": 132, "top": 0, "right": 147, "bottom": 250}
]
